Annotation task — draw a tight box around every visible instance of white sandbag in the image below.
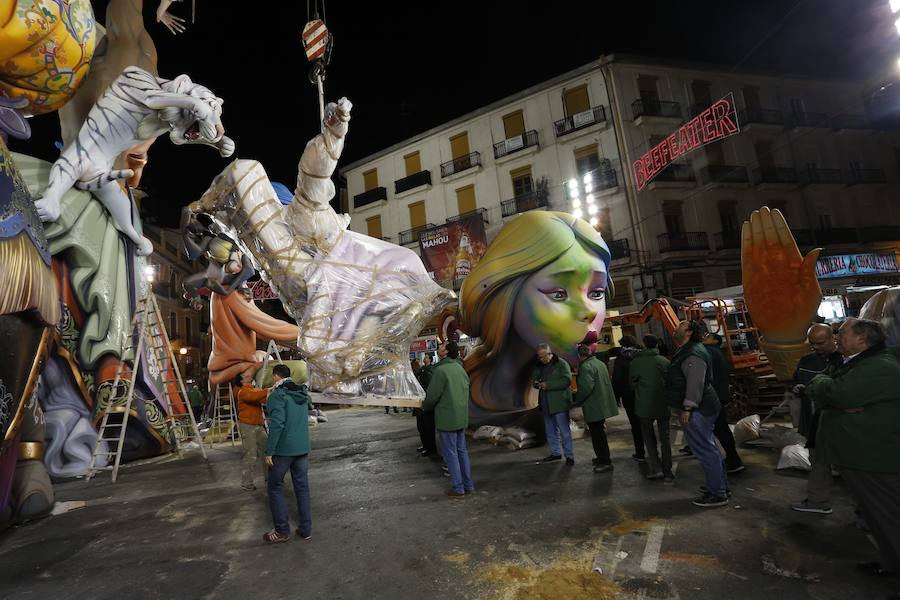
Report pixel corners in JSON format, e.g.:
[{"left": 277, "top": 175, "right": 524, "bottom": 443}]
[
  {"left": 734, "top": 414, "right": 761, "bottom": 445},
  {"left": 503, "top": 426, "right": 536, "bottom": 442},
  {"left": 569, "top": 406, "right": 586, "bottom": 426},
  {"left": 308, "top": 415, "right": 318, "bottom": 426},
  {"left": 474, "top": 425, "right": 505, "bottom": 441},
  {"left": 501, "top": 435, "right": 539, "bottom": 450},
  {"left": 777, "top": 443, "right": 811, "bottom": 471},
  {"left": 569, "top": 419, "right": 585, "bottom": 440}
]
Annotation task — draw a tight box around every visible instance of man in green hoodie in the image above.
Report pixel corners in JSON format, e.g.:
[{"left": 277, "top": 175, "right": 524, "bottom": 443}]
[
  {"left": 422, "top": 341, "right": 473, "bottom": 499},
  {"left": 263, "top": 364, "right": 312, "bottom": 544},
  {"left": 574, "top": 345, "right": 619, "bottom": 473},
  {"left": 532, "top": 343, "right": 575, "bottom": 466},
  {"left": 806, "top": 318, "right": 900, "bottom": 586},
  {"left": 631, "top": 334, "right": 673, "bottom": 482}
]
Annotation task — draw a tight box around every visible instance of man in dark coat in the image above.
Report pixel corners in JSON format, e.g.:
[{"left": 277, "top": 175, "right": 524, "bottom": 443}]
[
  {"left": 415, "top": 354, "right": 438, "bottom": 456},
  {"left": 612, "top": 336, "right": 646, "bottom": 462},
  {"left": 702, "top": 331, "right": 744, "bottom": 474}
]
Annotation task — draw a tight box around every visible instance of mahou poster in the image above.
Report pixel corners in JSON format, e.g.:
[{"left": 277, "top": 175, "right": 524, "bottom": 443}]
[{"left": 418, "top": 213, "right": 488, "bottom": 286}]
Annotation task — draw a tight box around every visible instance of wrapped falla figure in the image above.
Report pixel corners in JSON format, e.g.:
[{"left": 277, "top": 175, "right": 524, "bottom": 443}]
[{"left": 188, "top": 98, "right": 455, "bottom": 399}]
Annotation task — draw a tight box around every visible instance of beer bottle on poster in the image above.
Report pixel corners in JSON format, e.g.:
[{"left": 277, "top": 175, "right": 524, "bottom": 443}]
[{"left": 454, "top": 233, "right": 473, "bottom": 280}]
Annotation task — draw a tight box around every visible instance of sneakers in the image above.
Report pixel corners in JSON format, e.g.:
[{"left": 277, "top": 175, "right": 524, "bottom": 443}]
[
  {"left": 692, "top": 494, "right": 729, "bottom": 508},
  {"left": 565, "top": 457, "right": 575, "bottom": 466},
  {"left": 593, "top": 463, "right": 614, "bottom": 473},
  {"left": 645, "top": 472, "right": 665, "bottom": 480},
  {"left": 679, "top": 446, "right": 693, "bottom": 456},
  {"left": 295, "top": 528, "right": 312, "bottom": 540},
  {"left": 262, "top": 529, "right": 290, "bottom": 544},
  {"left": 441, "top": 465, "right": 450, "bottom": 477},
  {"left": 790, "top": 499, "right": 833, "bottom": 515},
  {"left": 726, "top": 464, "right": 746, "bottom": 474},
  {"left": 663, "top": 474, "right": 675, "bottom": 485},
  {"left": 631, "top": 454, "right": 646, "bottom": 462},
  {"left": 536, "top": 455, "right": 562, "bottom": 464},
  {"left": 241, "top": 483, "right": 256, "bottom": 491},
  {"left": 700, "top": 485, "right": 732, "bottom": 498},
  {"left": 445, "top": 489, "right": 465, "bottom": 499}
]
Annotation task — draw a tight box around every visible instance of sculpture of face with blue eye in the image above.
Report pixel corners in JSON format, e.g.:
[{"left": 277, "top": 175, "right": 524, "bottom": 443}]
[{"left": 512, "top": 242, "right": 608, "bottom": 363}]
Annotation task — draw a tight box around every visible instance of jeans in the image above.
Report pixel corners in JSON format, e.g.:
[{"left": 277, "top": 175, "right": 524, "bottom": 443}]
[
  {"left": 543, "top": 410, "right": 573, "bottom": 460},
  {"left": 238, "top": 422, "right": 268, "bottom": 487},
  {"left": 641, "top": 416, "right": 672, "bottom": 476},
  {"left": 439, "top": 430, "right": 474, "bottom": 494},
  {"left": 621, "top": 395, "right": 645, "bottom": 458},
  {"left": 683, "top": 411, "right": 728, "bottom": 497},
  {"left": 587, "top": 420, "right": 611, "bottom": 465},
  {"left": 267, "top": 454, "right": 312, "bottom": 537}
]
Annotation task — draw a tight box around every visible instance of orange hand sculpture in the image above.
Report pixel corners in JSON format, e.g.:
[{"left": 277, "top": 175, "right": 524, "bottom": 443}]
[{"left": 741, "top": 207, "right": 822, "bottom": 381}]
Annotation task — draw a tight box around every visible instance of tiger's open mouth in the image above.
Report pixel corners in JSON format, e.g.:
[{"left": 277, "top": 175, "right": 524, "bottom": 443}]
[{"left": 184, "top": 121, "right": 200, "bottom": 141}]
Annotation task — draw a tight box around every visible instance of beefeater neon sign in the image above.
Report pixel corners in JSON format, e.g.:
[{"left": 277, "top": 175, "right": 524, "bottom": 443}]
[{"left": 632, "top": 93, "right": 740, "bottom": 191}]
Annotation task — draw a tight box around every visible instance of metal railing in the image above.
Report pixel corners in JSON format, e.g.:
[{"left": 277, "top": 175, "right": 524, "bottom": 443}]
[
  {"left": 799, "top": 167, "right": 843, "bottom": 185},
  {"left": 654, "top": 163, "right": 695, "bottom": 183},
  {"left": 700, "top": 165, "right": 749, "bottom": 184},
  {"left": 847, "top": 168, "right": 886, "bottom": 185},
  {"left": 501, "top": 190, "right": 548, "bottom": 217},
  {"left": 632, "top": 98, "right": 681, "bottom": 120},
  {"left": 607, "top": 238, "right": 630, "bottom": 260},
  {"left": 737, "top": 108, "right": 784, "bottom": 126},
  {"left": 788, "top": 111, "right": 829, "bottom": 128},
  {"left": 440, "top": 151, "right": 482, "bottom": 178},
  {"left": 353, "top": 186, "right": 387, "bottom": 208},
  {"left": 554, "top": 105, "right": 607, "bottom": 136},
  {"left": 585, "top": 168, "right": 618, "bottom": 191},
  {"left": 493, "top": 130, "right": 539, "bottom": 159},
  {"left": 658, "top": 231, "right": 709, "bottom": 252},
  {"left": 751, "top": 167, "right": 798, "bottom": 185},
  {"left": 446, "top": 207, "right": 488, "bottom": 225},
  {"left": 399, "top": 224, "right": 435, "bottom": 246},
  {"left": 394, "top": 169, "right": 432, "bottom": 194}
]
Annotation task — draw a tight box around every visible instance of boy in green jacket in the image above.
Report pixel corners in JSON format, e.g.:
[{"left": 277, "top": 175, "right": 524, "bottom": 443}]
[
  {"left": 574, "top": 345, "right": 619, "bottom": 473},
  {"left": 263, "top": 364, "right": 312, "bottom": 544},
  {"left": 532, "top": 343, "right": 575, "bottom": 466},
  {"left": 630, "top": 334, "right": 673, "bottom": 482}
]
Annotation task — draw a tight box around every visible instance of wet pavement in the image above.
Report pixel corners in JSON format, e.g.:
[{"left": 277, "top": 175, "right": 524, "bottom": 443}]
[{"left": 0, "top": 407, "right": 895, "bottom": 599}]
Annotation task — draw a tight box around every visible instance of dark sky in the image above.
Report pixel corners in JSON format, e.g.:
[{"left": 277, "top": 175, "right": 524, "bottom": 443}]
[{"left": 11, "top": 0, "right": 900, "bottom": 226}]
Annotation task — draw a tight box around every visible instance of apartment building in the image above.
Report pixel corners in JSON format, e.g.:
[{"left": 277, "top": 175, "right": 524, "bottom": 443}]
[{"left": 341, "top": 54, "right": 900, "bottom": 314}]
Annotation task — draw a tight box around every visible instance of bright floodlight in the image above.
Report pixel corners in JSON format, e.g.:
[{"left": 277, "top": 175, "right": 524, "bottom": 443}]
[
  {"left": 585, "top": 183, "right": 594, "bottom": 193},
  {"left": 569, "top": 187, "right": 579, "bottom": 198},
  {"left": 892, "top": 0, "right": 900, "bottom": 13},
  {"left": 587, "top": 204, "right": 598, "bottom": 215},
  {"left": 179, "top": 347, "right": 188, "bottom": 355},
  {"left": 573, "top": 208, "right": 583, "bottom": 219},
  {"left": 567, "top": 179, "right": 578, "bottom": 190},
  {"left": 142, "top": 265, "right": 156, "bottom": 282},
  {"left": 586, "top": 194, "right": 595, "bottom": 204},
  {"left": 571, "top": 198, "right": 581, "bottom": 208},
  {"left": 583, "top": 172, "right": 592, "bottom": 184},
  {"left": 895, "top": 15, "right": 900, "bottom": 34},
  {"left": 589, "top": 216, "right": 599, "bottom": 227}
]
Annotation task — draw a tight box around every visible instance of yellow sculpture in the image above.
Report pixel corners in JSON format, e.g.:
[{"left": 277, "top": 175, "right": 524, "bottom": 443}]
[{"left": 741, "top": 207, "right": 822, "bottom": 381}]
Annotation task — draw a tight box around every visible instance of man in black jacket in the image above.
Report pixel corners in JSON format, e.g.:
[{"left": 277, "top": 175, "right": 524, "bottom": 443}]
[
  {"left": 612, "top": 336, "right": 647, "bottom": 462},
  {"left": 415, "top": 354, "right": 438, "bottom": 456},
  {"left": 791, "top": 323, "right": 842, "bottom": 514}
]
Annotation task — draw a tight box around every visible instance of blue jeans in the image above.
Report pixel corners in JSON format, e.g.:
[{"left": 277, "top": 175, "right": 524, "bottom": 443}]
[
  {"left": 683, "top": 411, "right": 728, "bottom": 497},
  {"left": 543, "top": 410, "right": 573, "bottom": 459},
  {"left": 267, "top": 454, "right": 312, "bottom": 537},
  {"left": 439, "top": 430, "right": 474, "bottom": 494}
]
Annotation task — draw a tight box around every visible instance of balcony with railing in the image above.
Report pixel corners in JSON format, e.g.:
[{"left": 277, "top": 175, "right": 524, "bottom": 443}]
[
  {"left": 501, "top": 190, "right": 548, "bottom": 218},
  {"left": 787, "top": 112, "right": 829, "bottom": 129},
  {"left": 585, "top": 168, "right": 619, "bottom": 193},
  {"left": 653, "top": 163, "right": 695, "bottom": 184},
  {"left": 353, "top": 186, "right": 387, "bottom": 209},
  {"left": 440, "top": 151, "right": 482, "bottom": 178},
  {"left": 737, "top": 108, "right": 784, "bottom": 127},
  {"left": 831, "top": 114, "right": 869, "bottom": 131},
  {"left": 751, "top": 167, "right": 798, "bottom": 186},
  {"left": 394, "top": 169, "right": 432, "bottom": 194},
  {"left": 847, "top": 168, "right": 886, "bottom": 185},
  {"left": 493, "top": 130, "right": 539, "bottom": 159},
  {"left": 607, "top": 238, "right": 630, "bottom": 261},
  {"left": 714, "top": 230, "right": 742, "bottom": 251},
  {"left": 447, "top": 207, "right": 488, "bottom": 226},
  {"left": 399, "top": 224, "right": 435, "bottom": 246},
  {"left": 699, "top": 165, "right": 749, "bottom": 185},
  {"left": 632, "top": 98, "right": 681, "bottom": 121},
  {"left": 554, "top": 105, "right": 607, "bottom": 137},
  {"left": 858, "top": 226, "right": 900, "bottom": 243},
  {"left": 658, "top": 232, "right": 709, "bottom": 253},
  {"left": 799, "top": 167, "right": 843, "bottom": 185}
]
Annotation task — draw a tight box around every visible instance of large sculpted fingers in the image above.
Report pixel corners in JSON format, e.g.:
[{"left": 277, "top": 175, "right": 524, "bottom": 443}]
[{"left": 218, "top": 136, "right": 235, "bottom": 157}]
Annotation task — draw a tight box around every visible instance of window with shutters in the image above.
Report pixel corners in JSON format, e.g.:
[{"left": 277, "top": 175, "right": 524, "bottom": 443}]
[
  {"left": 408, "top": 201, "right": 426, "bottom": 229},
  {"left": 502, "top": 110, "right": 526, "bottom": 140},
  {"left": 563, "top": 85, "right": 590, "bottom": 117},
  {"left": 450, "top": 132, "right": 470, "bottom": 159},
  {"left": 510, "top": 166, "right": 534, "bottom": 198},
  {"left": 637, "top": 75, "right": 659, "bottom": 104},
  {"left": 574, "top": 144, "right": 600, "bottom": 175},
  {"left": 363, "top": 169, "right": 378, "bottom": 192},
  {"left": 456, "top": 185, "right": 477, "bottom": 215},
  {"left": 366, "top": 215, "right": 383, "bottom": 239},
  {"left": 670, "top": 271, "right": 704, "bottom": 298},
  {"left": 607, "top": 277, "right": 634, "bottom": 309},
  {"left": 403, "top": 152, "right": 422, "bottom": 176},
  {"left": 663, "top": 201, "right": 684, "bottom": 236}
]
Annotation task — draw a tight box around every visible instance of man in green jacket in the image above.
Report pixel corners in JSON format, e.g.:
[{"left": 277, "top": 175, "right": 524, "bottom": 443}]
[
  {"left": 187, "top": 384, "right": 205, "bottom": 421},
  {"left": 806, "top": 318, "right": 900, "bottom": 583},
  {"left": 263, "top": 364, "right": 312, "bottom": 544},
  {"left": 631, "top": 334, "right": 673, "bottom": 482},
  {"left": 574, "top": 345, "right": 619, "bottom": 473},
  {"left": 422, "top": 341, "right": 473, "bottom": 499},
  {"left": 531, "top": 343, "right": 575, "bottom": 466}
]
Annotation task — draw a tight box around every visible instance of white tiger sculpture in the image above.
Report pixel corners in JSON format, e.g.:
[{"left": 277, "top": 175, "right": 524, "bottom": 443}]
[{"left": 34, "top": 66, "right": 235, "bottom": 256}]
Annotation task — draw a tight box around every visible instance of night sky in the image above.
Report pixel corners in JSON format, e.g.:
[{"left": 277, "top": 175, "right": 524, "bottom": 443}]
[{"left": 11, "top": 0, "right": 900, "bottom": 227}]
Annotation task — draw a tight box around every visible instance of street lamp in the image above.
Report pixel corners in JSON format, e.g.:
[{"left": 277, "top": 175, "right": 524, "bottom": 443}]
[{"left": 179, "top": 347, "right": 188, "bottom": 355}]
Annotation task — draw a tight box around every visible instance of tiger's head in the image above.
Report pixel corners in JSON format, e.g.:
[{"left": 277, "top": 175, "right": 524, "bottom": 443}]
[{"left": 150, "top": 74, "right": 235, "bottom": 157}]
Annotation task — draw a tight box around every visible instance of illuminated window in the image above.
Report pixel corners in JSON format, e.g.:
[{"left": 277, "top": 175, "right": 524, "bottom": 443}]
[
  {"left": 363, "top": 169, "right": 378, "bottom": 192},
  {"left": 563, "top": 85, "right": 590, "bottom": 116},
  {"left": 510, "top": 166, "right": 534, "bottom": 198},
  {"left": 502, "top": 110, "right": 526, "bottom": 139},
  {"left": 403, "top": 152, "right": 422, "bottom": 176},
  {"left": 366, "top": 215, "right": 383, "bottom": 239},
  {"left": 408, "top": 201, "right": 426, "bottom": 229},
  {"left": 456, "top": 185, "right": 477, "bottom": 215}
]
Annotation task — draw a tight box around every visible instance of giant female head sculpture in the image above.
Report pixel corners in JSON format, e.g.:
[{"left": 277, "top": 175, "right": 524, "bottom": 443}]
[{"left": 454, "top": 211, "right": 611, "bottom": 418}]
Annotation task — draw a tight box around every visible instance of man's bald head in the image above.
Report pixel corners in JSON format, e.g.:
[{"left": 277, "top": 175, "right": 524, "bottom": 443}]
[{"left": 807, "top": 323, "right": 836, "bottom": 355}]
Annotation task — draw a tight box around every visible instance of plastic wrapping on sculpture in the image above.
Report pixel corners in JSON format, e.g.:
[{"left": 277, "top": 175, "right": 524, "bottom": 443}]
[
  {"left": 34, "top": 66, "right": 234, "bottom": 256},
  {"left": 207, "top": 289, "right": 300, "bottom": 386},
  {"left": 860, "top": 288, "right": 900, "bottom": 346},
  {"left": 741, "top": 207, "right": 822, "bottom": 381},
  {"left": 189, "top": 98, "right": 455, "bottom": 399},
  {"left": 0, "top": 0, "right": 97, "bottom": 117},
  {"left": 447, "top": 211, "right": 611, "bottom": 425}
]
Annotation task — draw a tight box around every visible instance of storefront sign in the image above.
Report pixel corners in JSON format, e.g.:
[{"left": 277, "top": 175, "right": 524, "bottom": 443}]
[
  {"left": 419, "top": 212, "right": 488, "bottom": 287},
  {"left": 632, "top": 93, "right": 740, "bottom": 191},
  {"left": 815, "top": 253, "right": 898, "bottom": 279},
  {"left": 409, "top": 340, "right": 427, "bottom": 353}
]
